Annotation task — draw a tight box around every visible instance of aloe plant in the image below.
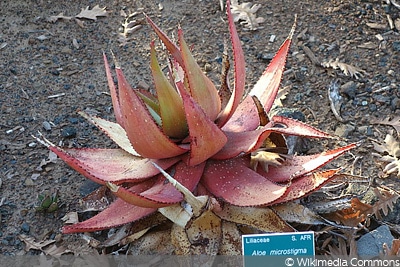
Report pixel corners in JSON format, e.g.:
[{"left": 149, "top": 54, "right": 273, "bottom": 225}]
[{"left": 37, "top": 0, "right": 355, "bottom": 251}]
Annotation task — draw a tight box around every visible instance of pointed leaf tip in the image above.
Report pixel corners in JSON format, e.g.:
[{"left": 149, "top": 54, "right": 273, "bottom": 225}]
[
  {"left": 178, "top": 29, "right": 221, "bottom": 121},
  {"left": 116, "top": 65, "right": 188, "bottom": 159},
  {"left": 150, "top": 42, "right": 188, "bottom": 139},
  {"left": 103, "top": 52, "right": 124, "bottom": 127},
  {"left": 62, "top": 198, "right": 156, "bottom": 233},
  {"left": 178, "top": 87, "right": 227, "bottom": 166},
  {"left": 249, "top": 16, "right": 297, "bottom": 113},
  {"left": 216, "top": 0, "right": 246, "bottom": 127}
]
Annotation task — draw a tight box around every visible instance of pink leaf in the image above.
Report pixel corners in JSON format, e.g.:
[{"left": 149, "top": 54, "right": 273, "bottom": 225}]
[
  {"left": 260, "top": 143, "right": 358, "bottom": 183},
  {"left": 49, "top": 147, "right": 180, "bottom": 184},
  {"left": 178, "top": 87, "right": 227, "bottom": 166},
  {"left": 145, "top": 14, "right": 183, "bottom": 66},
  {"left": 108, "top": 161, "right": 205, "bottom": 207},
  {"left": 216, "top": 0, "right": 246, "bottom": 127},
  {"left": 116, "top": 66, "right": 188, "bottom": 158},
  {"left": 222, "top": 95, "right": 260, "bottom": 132},
  {"left": 270, "top": 169, "right": 340, "bottom": 205},
  {"left": 62, "top": 198, "right": 156, "bottom": 233},
  {"left": 103, "top": 53, "right": 124, "bottom": 127},
  {"left": 178, "top": 28, "right": 221, "bottom": 121},
  {"left": 202, "top": 157, "right": 288, "bottom": 206},
  {"left": 250, "top": 17, "right": 297, "bottom": 113},
  {"left": 214, "top": 118, "right": 332, "bottom": 160}
]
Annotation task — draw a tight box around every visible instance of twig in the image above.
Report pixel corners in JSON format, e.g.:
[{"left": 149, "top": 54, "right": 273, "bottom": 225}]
[
  {"left": 302, "top": 45, "right": 321, "bottom": 66},
  {"left": 47, "top": 93, "right": 66, "bottom": 98}
]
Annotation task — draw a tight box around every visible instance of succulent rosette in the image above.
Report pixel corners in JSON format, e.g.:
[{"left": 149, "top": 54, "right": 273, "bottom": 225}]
[{"left": 39, "top": 0, "right": 355, "bottom": 235}]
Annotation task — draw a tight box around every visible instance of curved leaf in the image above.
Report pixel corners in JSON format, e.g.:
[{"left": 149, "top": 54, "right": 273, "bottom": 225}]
[
  {"left": 78, "top": 111, "right": 140, "bottom": 156},
  {"left": 179, "top": 28, "right": 221, "bottom": 121},
  {"left": 145, "top": 14, "right": 183, "bottom": 66},
  {"left": 103, "top": 53, "right": 124, "bottom": 126},
  {"left": 270, "top": 169, "right": 340, "bottom": 205},
  {"left": 202, "top": 157, "right": 288, "bottom": 206},
  {"left": 259, "top": 143, "right": 358, "bottom": 183},
  {"left": 214, "top": 117, "right": 332, "bottom": 160},
  {"left": 178, "top": 87, "right": 227, "bottom": 166},
  {"left": 249, "top": 16, "right": 297, "bottom": 113},
  {"left": 216, "top": 0, "right": 246, "bottom": 127},
  {"left": 62, "top": 198, "right": 156, "bottom": 233},
  {"left": 150, "top": 42, "right": 188, "bottom": 139},
  {"left": 108, "top": 160, "right": 205, "bottom": 208},
  {"left": 49, "top": 147, "right": 180, "bottom": 184},
  {"left": 116, "top": 66, "right": 188, "bottom": 158}
]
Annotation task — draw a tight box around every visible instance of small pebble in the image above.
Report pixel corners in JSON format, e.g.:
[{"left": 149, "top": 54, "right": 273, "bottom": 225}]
[
  {"left": 28, "top": 142, "right": 37, "bottom": 148},
  {"left": 369, "top": 103, "right": 377, "bottom": 112},
  {"left": 383, "top": 4, "right": 391, "bottom": 13},
  {"left": 393, "top": 41, "right": 400, "bottom": 52},
  {"left": 269, "top": 35, "right": 276, "bottom": 43},
  {"left": 391, "top": 97, "right": 400, "bottom": 111},
  {"left": 204, "top": 63, "right": 212, "bottom": 72},
  {"left": 21, "top": 223, "right": 30, "bottom": 233},
  {"left": 42, "top": 121, "right": 52, "bottom": 131},
  {"left": 50, "top": 70, "right": 60, "bottom": 76},
  {"left": 61, "top": 126, "right": 77, "bottom": 138},
  {"left": 25, "top": 178, "right": 34, "bottom": 186},
  {"left": 9, "top": 68, "right": 17, "bottom": 75},
  {"left": 340, "top": 81, "right": 357, "bottom": 99},
  {"left": 257, "top": 52, "right": 274, "bottom": 61},
  {"left": 55, "top": 234, "right": 63, "bottom": 242},
  {"left": 358, "top": 125, "right": 374, "bottom": 136},
  {"left": 68, "top": 117, "right": 79, "bottom": 124},
  {"left": 335, "top": 124, "right": 355, "bottom": 138},
  {"left": 373, "top": 95, "right": 391, "bottom": 104}
]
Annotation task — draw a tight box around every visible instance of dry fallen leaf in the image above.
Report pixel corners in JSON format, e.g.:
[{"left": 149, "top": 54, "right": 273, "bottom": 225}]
[
  {"left": 273, "top": 202, "right": 324, "bottom": 225},
  {"left": 47, "top": 12, "right": 72, "bottom": 23},
  {"left": 75, "top": 5, "right": 107, "bottom": 21},
  {"left": 371, "top": 116, "right": 400, "bottom": 135},
  {"left": 250, "top": 150, "right": 285, "bottom": 172},
  {"left": 372, "top": 134, "right": 400, "bottom": 177},
  {"left": 230, "top": 0, "right": 265, "bottom": 30},
  {"left": 322, "top": 58, "right": 366, "bottom": 79},
  {"left": 366, "top": 22, "right": 388, "bottom": 30},
  {"left": 19, "top": 234, "right": 55, "bottom": 252},
  {"left": 273, "top": 86, "right": 290, "bottom": 108},
  {"left": 43, "top": 244, "right": 73, "bottom": 256},
  {"left": 118, "top": 11, "right": 144, "bottom": 46},
  {"left": 62, "top": 211, "right": 79, "bottom": 224},
  {"left": 36, "top": 150, "right": 58, "bottom": 171}
]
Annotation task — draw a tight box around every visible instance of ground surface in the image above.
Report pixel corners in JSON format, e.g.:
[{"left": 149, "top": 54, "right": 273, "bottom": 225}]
[{"left": 1, "top": 0, "right": 399, "bottom": 256}]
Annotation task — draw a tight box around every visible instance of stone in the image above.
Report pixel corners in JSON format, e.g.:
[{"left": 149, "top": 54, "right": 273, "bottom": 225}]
[
  {"left": 357, "top": 225, "right": 394, "bottom": 257},
  {"left": 42, "top": 121, "right": 52, "bottom": 131},
  {"left": 340, "top": 81, "right": 357, "bottom": 99},
  {"left": 21, "top": 223, "right": 30, "bottom": 233},
  {"left": 334, "top": 124, "right": 356, "bottom": 138},
  {"left": 61, "top": 127, "right": 77, "bottom": 138}
]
